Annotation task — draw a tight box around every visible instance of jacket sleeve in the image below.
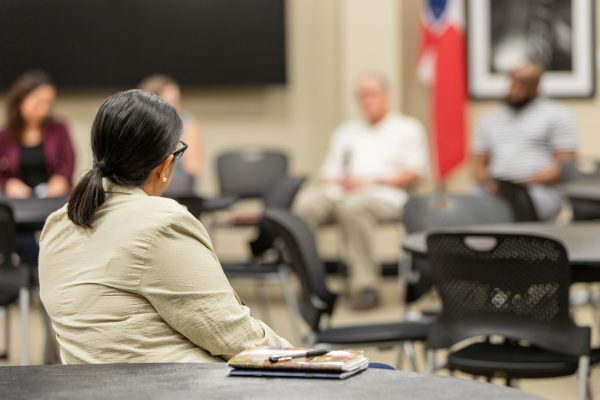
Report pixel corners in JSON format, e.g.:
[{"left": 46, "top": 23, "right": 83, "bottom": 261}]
[
  {"left": 50, "top": 122, "right": 76, "bottom": 185},
  {"left": 139, "top": 209, "right": 291, "bottom": 359},
  {"left": 0, "top": 133, "right": 17, "bottom": 191}
]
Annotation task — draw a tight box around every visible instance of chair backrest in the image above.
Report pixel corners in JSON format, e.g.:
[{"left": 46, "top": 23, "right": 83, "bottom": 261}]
[
  {"left": 216, "top": 150, "right": 288, "bottom": 199},
  {"left": 495, "top": 180, "right": 539, "bottom": 222},
  {"left": 263, "top": 175, "right": 306, "bottom": 209},
  {"left": 427, "top": 232, "right": 590, "bottom": 357},
  {"left": 561, "top": 158, "right": 600, "bottom": 182},
  {"left": 171, "top": 196, "right": 205, "bottom": 219},
  {"left": 264, "top": 209, "right": 336, "bottom": 332},
  {"left": 0, "top": 202, "right": 16, "bottom": 268},
  {"left": 403, "top": 195, "right": 514, "bottom": 234},
  {"left": 249, "top": 176, "right": 306, "bottom": 257}
]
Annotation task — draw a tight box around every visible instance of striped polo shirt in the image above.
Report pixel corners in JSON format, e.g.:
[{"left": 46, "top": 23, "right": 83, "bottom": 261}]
[{"left": 472, "top": 98, "right": 578, "bottom": 183}]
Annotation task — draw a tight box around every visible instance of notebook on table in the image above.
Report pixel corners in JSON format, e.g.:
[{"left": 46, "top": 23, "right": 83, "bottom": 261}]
[{"left": 227, "top": 347, "right": 369, "bottom": 380}]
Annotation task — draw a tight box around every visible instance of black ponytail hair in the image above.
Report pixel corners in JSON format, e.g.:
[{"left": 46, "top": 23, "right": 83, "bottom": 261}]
[{"left": 68, "top": 89, "right": 183, "bottom": 228}]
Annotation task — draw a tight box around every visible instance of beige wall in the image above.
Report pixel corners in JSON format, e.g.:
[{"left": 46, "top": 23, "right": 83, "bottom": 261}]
[
  {"left": 2, "top": 1, "right": 599, "bottom": 196},
  {"left": 339, "top": 0, "right": 402, "bottom": 118}
]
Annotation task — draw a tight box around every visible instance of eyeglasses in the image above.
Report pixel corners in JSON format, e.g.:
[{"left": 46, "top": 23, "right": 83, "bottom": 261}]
[{"left": 172, "top": 140, "right": 188, "bottom": 160}]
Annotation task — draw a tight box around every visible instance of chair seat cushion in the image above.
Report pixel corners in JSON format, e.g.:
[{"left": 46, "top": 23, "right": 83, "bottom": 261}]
[
  {"left": 0, "top": 267, "right": 29, "bottom": 305},
  {"left": 315, "top": 321, "right": 429, "bottom": 345},
  {"left": 447, "top": 342, "right": 580, "bottom": 379}
]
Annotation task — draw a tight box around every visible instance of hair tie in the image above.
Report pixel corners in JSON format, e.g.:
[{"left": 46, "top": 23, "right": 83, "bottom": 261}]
[{"left": 94, "top": 162, "right": 111, "bottom": 177}]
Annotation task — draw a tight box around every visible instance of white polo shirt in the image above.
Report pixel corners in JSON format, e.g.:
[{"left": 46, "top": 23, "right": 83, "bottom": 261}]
[{"left": 320, "top": 113, "right": 429, "bottom": 208}]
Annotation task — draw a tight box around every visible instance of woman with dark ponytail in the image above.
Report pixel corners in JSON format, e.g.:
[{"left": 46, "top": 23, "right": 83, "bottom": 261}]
[{"left": 39, "top": 90, "right": 290, "bottom": 364}]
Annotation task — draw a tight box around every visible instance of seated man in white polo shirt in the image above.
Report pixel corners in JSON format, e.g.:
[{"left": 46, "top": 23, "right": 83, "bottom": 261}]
[
  {"left": 295, "top": 72, "right": 428, "bottom": 310},
  {"left": 472, "top": 61, "right": 578, "bottom": 220}
]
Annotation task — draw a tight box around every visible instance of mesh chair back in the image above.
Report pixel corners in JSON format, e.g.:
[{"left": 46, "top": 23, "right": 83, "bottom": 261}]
[
  {"left": 402, "top": 195, "right": 513, "bottom": 304},
  {"left": 427, "top": 233, "right": 590, "bottom": 356},
  {"left": 217, "top": 150, "right": 288, "bottom": 199},
  {"left": 265, "top": 209, "right": 336, "bottom": 331},
  {"left": 249, "top": 176, "right": 306, "bottom": 257},
  {"left": 495, "top": 180, "right": 539, "bottom": 222},
  {"left": 0, "top": 202, "right": 15, "bottom": 268},
  {"left": 403, "top": 195, "right": 513, "bottom": 234}
]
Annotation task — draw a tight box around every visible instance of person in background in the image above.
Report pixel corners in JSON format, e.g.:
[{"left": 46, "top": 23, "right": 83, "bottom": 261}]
[
  {"left": 295, "top": 72, "right": 428, "bottom": 310},
  {"left": 0, "top": 70, "right": 75, "bottom": 199},
  {"left": 138, "top": 74, "right": 202, "bottom": 195},
  {"left": 39, "top": 90, "right": 290, "bottom": 363},
  {"left": 0, "top": 71, "right": 75, "bottom": 268},
  {"left": 472, "top": 61, "right": 578, "bottom": 220}
]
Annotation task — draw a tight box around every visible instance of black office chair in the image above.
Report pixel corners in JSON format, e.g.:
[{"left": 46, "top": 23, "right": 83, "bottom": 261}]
[
  {"left": 561, "top": 158, "right": 600, "bottom": 182},
  {"left": 560, "top": 159, "right": 600, "bottom": 221},
  {"left": 495, "top": 180, "right": 539, "bottom": 222},
  {"left": 0, "top": 202, "right": 30, "bottom": 365},
  {"left": 265, "top": 209, "right": 429, "bottom": 370},
  {"left": 217, "top": 149, "right": 288, "bottom": 200},
  {"left": 222, "top": 176, "right": 306, "bottom": 327},
  {"left": 426, "top": 233, "right": 599, "bottom": 400},
  {"left": 401, "top": 195, "right": 514, "bottom": 304}
]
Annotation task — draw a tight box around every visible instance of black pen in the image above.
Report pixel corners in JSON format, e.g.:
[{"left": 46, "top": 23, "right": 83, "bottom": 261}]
[{"left": 268, "top": 349, "right": 330, "bottom": 363}]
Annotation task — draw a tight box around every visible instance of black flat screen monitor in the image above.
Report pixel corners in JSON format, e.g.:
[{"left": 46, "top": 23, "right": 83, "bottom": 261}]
[{"left": 0, "top": 0, "right": 286, "bottom": 89}]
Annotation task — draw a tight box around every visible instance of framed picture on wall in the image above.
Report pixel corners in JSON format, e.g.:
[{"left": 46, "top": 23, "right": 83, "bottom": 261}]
[{"left": 467, "top": 0, "right": 596, "bottom": 99}]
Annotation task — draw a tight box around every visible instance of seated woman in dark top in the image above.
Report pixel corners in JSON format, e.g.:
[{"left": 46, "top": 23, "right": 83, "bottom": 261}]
[
  {"left": 0, "top": 70, "right": 76, "bottom": 267},
  {"left": 0, "top": 70, "right": 76, "bottom": 199}
]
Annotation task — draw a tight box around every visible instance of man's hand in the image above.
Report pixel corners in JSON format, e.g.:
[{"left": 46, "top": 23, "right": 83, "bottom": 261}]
[
  {"left": 5, "top": 178, "right": 32, "bottom": 199},
  {"left": 482, "top": 179, "right": 498, "bottom": 194},
  {"left": 341, "top": 176, "right": 373, "bottom": 191}
]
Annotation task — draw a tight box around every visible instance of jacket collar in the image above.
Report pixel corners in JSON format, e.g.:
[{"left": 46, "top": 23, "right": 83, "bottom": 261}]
[{"left": 102, "top": 178, "right": 148, "bottom": 196}]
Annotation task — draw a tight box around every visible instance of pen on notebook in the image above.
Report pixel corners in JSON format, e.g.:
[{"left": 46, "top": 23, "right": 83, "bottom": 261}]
[{"left": 269, "top": 349, "right": 330, "bottom": 363}]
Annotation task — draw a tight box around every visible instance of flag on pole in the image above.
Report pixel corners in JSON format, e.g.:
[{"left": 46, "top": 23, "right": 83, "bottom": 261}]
[{"left": 417, "top": 0, "right": 467, "bottom": 182}]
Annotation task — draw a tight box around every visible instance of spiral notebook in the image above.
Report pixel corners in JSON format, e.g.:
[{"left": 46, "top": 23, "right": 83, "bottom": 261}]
[{"left": 227, "top": 347, "right": 369, "bottom": 379}]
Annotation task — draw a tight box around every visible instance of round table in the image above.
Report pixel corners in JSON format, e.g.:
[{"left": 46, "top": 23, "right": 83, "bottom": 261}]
[{"left": 0, "top": 363, "right": 542, "bottom": 400}]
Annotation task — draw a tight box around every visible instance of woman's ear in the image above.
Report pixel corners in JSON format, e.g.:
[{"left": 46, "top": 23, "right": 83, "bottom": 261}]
[{"left": 157, "top": 154, "right": 175, "bottom": 182}]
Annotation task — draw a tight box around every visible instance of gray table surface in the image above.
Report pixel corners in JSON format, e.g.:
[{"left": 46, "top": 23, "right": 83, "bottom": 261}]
[
  {"left": 402, "top": 222, "right": 600, "bottom": 265},
  {"left": 0, "top": 363, "right": 541, "bottom": 400},
  {"left": 565, "top": 181, "right": 600, "bottom": 201}
]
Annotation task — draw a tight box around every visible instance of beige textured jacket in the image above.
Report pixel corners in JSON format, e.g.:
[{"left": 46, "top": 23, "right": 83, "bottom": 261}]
[{"left": 39, "top": 181, "right": 290, "bottom": 364}]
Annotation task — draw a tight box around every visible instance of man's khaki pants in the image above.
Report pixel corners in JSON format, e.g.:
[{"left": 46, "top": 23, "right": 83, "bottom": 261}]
[{"left": 294, "top": 187, "right": 400, "bottom": 295}]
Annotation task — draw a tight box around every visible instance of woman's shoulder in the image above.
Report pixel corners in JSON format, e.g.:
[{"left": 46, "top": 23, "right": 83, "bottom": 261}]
[
  {"left": 132, "top": 195, "right": 212, "bottom": 246},
  {"left": 0, "top": 127, "right": 17, "bottom": 151},
  {"left": 135, "top": 195, "right": 202, "bottom": 226},
  {"left": 0, "top": 126, "right": 11, "bottom": 141},
  {"left": 45, "top": 118, "right": 71, "bottom": 136}
]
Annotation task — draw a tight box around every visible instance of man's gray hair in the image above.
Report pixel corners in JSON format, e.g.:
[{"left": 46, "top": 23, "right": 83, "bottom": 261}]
[{"left": 357, "top": 71, "right": 390, "bottom": 91}]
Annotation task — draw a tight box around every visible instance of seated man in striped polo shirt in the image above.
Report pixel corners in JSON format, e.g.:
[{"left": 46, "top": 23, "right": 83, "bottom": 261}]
[{"left": 472, "top": 61, "right": 578, "bottom": 220}]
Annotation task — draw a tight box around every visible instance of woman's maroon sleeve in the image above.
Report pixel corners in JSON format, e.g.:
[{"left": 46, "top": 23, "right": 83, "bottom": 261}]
[{"left": 50, "top": 122, "right": 76, "bottom": 186}]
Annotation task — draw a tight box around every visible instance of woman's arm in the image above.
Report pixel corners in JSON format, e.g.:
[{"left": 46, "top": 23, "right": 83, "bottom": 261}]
[
  {"left": 4, "top": 177, "right": 32, "bottom": 198},
  {"left": 140, "top": 210, "right": 291, "bottom": 360}
]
